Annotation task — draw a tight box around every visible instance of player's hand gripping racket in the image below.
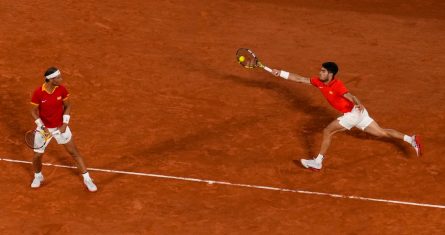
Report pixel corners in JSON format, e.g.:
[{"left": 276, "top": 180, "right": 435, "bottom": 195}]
[
  {"left": 236, "top": 48, "right": 272, "bottom": 73},
  {"left": 25, "top": 128, "right": 52, "bottom": 149}
]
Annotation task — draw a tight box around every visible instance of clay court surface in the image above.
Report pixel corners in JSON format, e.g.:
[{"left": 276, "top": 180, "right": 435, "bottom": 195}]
[{"left": 1, "top": 0, "right": 445, "bottom": 234}]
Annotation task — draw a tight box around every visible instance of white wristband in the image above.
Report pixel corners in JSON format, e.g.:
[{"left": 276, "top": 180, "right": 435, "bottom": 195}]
[
  {"left": 63, "top": 115, "right": 70, "bottom": 124},
  {"left": 35, "top": 118, "right": 44, "bottom": 128},
  {"left": 279, "top": 70, "right": 290, "bottom": 79}
]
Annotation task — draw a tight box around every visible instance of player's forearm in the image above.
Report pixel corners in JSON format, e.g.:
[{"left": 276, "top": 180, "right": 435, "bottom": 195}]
[
  {"left": 272, "top": 69, "right": 310, "bottom": 84},
  {"left": 63, "top": 102, "right": 71, "bottom": 115},
  {"left": 287, "top": 73, "right": 310, "bottom": 84},
  {"left": 351, "top": 96, "right": 361, "bottom": 106},
  {"left": 344, "top": 93, "right": 361, "bottom": 105},
  {"left": 31, "top": 106, "right": 46, "bottom": 129},
  {"left": 31, "top": 106, "right": 40, "bottom": 120}
]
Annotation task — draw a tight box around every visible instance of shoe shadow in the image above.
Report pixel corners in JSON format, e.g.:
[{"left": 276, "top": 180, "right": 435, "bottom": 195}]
[{"left": 292, "top": 159, "right": 307, "bottom": 170}]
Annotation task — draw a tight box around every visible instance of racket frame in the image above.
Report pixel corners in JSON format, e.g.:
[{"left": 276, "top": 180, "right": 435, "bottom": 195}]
[
  {"left": 25, "top": 129, "right": 52, "bottom": 149},
  {"left": 236, "top": 48, "right": 272, "bottom": 73}
]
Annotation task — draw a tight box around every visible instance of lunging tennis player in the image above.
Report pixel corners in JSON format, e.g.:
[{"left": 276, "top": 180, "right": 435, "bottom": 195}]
[
  {"left": 30, "top": 67, "right": 97, "bottom": 191},
  {"left": 270, "top": 62, "right": 422, "bottom": 170}
]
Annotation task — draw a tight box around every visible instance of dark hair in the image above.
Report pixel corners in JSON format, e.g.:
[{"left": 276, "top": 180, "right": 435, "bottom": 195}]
[
  {"left": 322, "top": 62, "right": 339, "bottom": 77},
  {"left": 44, "top": 66, "right": 59, "bottom": 82}
]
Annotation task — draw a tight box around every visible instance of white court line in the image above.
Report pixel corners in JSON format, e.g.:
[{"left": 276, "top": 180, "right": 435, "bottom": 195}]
[{"left": 2, "top": 157, "right": 444, "bottom": 209}]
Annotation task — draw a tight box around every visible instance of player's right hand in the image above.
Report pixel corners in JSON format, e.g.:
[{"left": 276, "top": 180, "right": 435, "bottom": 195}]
[
  {"left": 40, "top": 127, "right": 51, "bottom": 139},
  {"left": 59, "top": 124, "right": 68, "bottom": 134},
  {"left": 272, "top": 69, "right": 280, "bottom": 77}
]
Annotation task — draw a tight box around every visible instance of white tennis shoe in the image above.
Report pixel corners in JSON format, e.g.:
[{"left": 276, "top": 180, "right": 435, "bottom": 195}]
[
  {"left": 31, "top": 175, "right": 44, "bottom": 188},
  {"left": 300, "top": 158, "right": 322, "bottom": 171},
  {"left": 84, "top": 178, "right": 98, "bottom": 192}
]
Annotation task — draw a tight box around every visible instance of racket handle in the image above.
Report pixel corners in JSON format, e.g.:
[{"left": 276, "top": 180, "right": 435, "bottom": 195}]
[{"left": 263, "top": 66, "right": 272, "bottom": 73}]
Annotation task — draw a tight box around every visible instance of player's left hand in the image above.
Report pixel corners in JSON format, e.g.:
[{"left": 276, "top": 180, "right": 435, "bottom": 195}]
[
  {"left": 59, "top": 123, "right": 68, "bottom": 133},
  {"left": 355, "top": 104, "right": 365, "bottom": 112}
]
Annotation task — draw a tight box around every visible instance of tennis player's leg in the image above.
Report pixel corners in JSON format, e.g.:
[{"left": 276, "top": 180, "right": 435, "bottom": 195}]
[
  {"left": 363, "top": 121, "right": 404, "bottom": 139},
  {"left": 32, "top": 152, "right": 44, "bottom": 173},
  {"left": 31, "top": 152, "right": 45, "bottom": 188},
  {"left": 45, "top": 137, "right": 97, "bottom": 191},
  {"left": 63, "top": 140, "right": 97, "bottom": 192},
  {"left": 52, "top": 126, "right": 87, "bottom": 173},
  {"left": 52, "top": 126, "right": 97, "bottom": 191},
  {"left": 63, "top": 140, "right": 88, "bottom": 173},
  {"left": 319, "top": 120, "right": 348, "bottom": 155},
  {"left": 31, "top": 133, "right": 50, "bottom": 189},
  {"left": 363, "top": 121, "right": 422, "bottom": 156},
  {"left": 301, "top": 120, "right": 347, "bottom": 170},
  {"left": 32, "top": 130, "right": 49, "bottom": 174}
]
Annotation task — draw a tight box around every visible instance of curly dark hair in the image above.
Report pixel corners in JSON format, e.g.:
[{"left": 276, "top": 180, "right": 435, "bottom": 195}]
[{"left": 322, "top": 62, "right": 338, "bottom": 77}]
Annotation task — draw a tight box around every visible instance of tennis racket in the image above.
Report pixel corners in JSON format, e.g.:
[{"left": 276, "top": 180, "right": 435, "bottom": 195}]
[
  {"left": 236, "top": 48, "right": 272, "bottom": 73},
  {"left": 24, "top": 129, "right": 52, "bottom": 149}
]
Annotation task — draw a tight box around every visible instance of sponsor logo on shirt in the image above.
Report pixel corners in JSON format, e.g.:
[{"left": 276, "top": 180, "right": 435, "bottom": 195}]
[
  {"left": 329, "top": 91, "right": 334, "bottom": 95},
  {"left": 42, "top": 100, "right": 47, "bottom": 103},
  {"left": 57, "top": 96, "right": 62, "bottom": 100}
]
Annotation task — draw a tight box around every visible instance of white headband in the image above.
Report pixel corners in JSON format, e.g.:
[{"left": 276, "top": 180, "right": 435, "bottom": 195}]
[{"left": 45, "top": 70, "right": 61, "bottom": 79}]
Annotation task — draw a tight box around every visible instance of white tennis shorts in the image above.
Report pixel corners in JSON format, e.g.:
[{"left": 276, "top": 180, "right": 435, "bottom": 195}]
[
  {"left": 34, "top": 126, "right": 72, "bottom": 153},
  {"left": 338, "top": 107, "right": 374, "bottom": 131}
]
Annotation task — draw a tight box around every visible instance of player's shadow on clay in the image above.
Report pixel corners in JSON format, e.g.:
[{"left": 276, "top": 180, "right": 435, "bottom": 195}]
[{"left": 133, "top": 115, "right": 265, "bottom": 157}]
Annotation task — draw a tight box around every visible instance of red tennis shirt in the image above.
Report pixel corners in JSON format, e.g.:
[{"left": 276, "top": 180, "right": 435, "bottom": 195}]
[
  {"left": 31, "top": 84, "right": 69, "bottom": 128},
  {"left": 310, "top": 76, "right": 354, "bottom": 113}
]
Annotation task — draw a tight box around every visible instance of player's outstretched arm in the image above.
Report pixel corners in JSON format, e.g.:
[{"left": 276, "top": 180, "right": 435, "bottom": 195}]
[{"left": 271, "top": 69, "right": 310, "bottom": 84}]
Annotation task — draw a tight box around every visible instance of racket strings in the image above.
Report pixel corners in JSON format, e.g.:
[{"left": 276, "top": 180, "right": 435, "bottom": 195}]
[
  {"left": 25, "top": 130, "right": 48, "bottom": 149},
  {"left": 25, "top": 131, "right": 36, "bottom": 148},
  {"left": 236, "top": 49, "right": 258, "bottom": 68}
]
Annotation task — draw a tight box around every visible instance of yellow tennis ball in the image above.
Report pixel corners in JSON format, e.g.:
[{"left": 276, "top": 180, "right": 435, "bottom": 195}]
[{"left": 239, "top": 56, "right": 245, "bottom": 62}]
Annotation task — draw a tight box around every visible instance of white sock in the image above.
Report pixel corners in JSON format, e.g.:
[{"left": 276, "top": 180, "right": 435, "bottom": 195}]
[
  {"left": 315, "top": 154, "right": 324, "bottom": 163},
  {"left": 403, "top": 135, "right": 413, "bottom": 144},
  {"left": 82, "top": 172, "right": 91, "bottom": 180},
  {"left": 35, "top": 172, "right": 43, "bottom": 178}
]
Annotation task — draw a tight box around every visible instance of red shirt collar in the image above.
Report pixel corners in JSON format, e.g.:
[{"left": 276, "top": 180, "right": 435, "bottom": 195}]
[
  {"left": 41, "top": 83, "right": 59, "bottom": 94},
  {"left": 319, "top": 77, "right": 338, "bottom": 87}
]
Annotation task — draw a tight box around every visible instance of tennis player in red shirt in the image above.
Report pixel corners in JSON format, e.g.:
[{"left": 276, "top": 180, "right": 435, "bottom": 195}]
[
  {"left": 271, "top": 62, "right": 422, "bottom": 170},
  {"left": 30, "top": 67, "right": 97, "bottom": 191}
]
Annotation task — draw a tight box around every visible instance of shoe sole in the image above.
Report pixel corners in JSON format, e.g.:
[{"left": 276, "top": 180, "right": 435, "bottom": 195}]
[
  {"left": 31, "top": 179, "right": 44, "bottom": 189},
  {"left": 85, "top": 186, "right": 97, "bottom": 192},
  {"left": 300, "top": 159, "right": 321, "bottom": 171},
  {"left": 84, "top": 182, "right": 98, "bottom": 192},
  {"left": 414, "top": 135, "right": 422, "bottom": 156}
]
